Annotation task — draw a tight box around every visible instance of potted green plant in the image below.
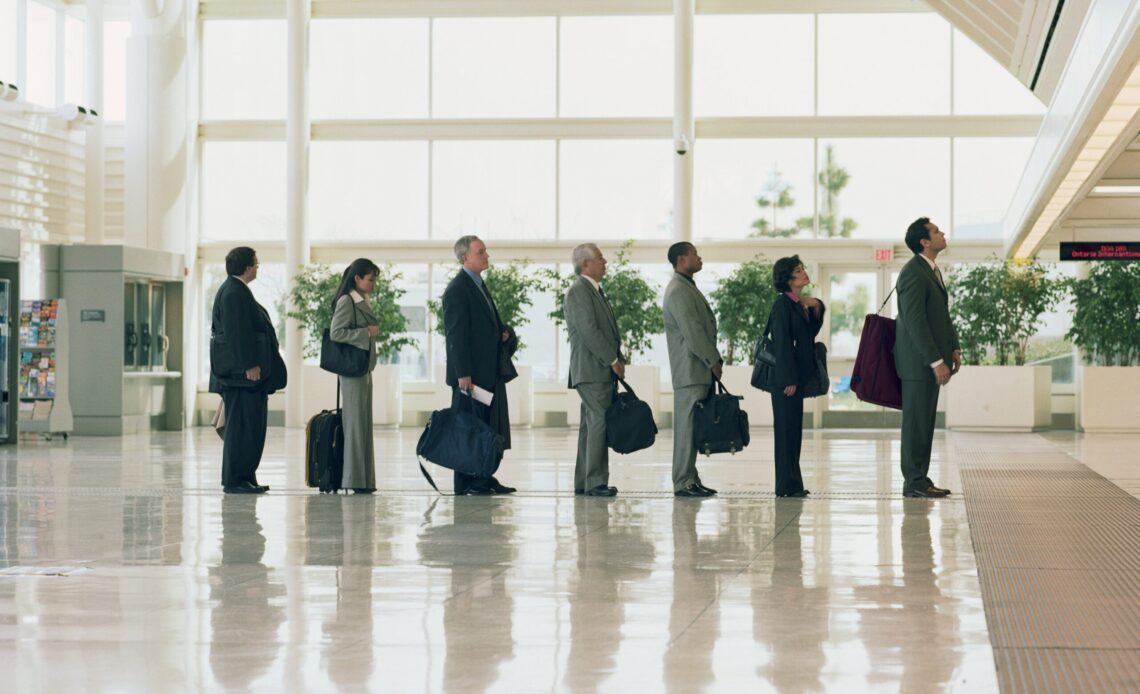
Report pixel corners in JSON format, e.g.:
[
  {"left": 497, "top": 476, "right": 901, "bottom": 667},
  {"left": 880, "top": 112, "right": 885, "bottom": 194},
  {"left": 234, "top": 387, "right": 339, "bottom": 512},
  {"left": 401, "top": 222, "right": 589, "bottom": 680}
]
[
  {"left": 709, "top": 257, "right": 777, "bottom": 426},
  {"left": 1066, "top": 261, "right": 1140, "bottom": 431},
  {"left": 287, "top": 263, "right": 417, "bottom": 426},
  {"left": 428, "top": 259, "right": 544, "bottom": 426},
  {"left": 543, "top": 240, "right": 666, "bottom": 426},
  {"left": 946, "top": 258, "right": 1061, "bottom": 431}
]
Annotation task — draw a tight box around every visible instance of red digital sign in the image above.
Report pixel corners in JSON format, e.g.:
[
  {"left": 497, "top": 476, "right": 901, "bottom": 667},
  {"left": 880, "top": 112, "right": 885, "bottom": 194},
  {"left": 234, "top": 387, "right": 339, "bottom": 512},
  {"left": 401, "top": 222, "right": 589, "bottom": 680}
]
[{"left": 1060, "top": 242, "right": 1140, "bottom": 261}]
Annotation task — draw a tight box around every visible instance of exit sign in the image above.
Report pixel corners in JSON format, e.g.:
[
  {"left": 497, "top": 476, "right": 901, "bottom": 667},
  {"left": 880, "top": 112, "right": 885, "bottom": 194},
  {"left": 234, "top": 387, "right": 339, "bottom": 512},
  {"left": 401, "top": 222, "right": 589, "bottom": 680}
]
[{"left": 874, "top": 248, "right": 893, "bottom": 262}]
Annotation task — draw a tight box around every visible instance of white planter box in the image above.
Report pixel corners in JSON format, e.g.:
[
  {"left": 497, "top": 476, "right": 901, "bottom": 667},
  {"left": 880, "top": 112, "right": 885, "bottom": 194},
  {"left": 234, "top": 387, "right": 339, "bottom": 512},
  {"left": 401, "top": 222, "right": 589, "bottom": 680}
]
[
  {"left": 371, "top": 363, "right": 402, "bottom": 427},
  {"left": 507, "top": 364, "right": 534, "bottom": 428},
  {"left": 720, "top": 364, "right": 774, "bottom": 427},
  {"left": 567, "top": 364, "right": 660, "bottom": 427},
  {"left": 946, "top": 365, "right": 1051, "bottom": 432},
  {"left": 1079, "top": 366, "right": 1140, "bottom": 432}
]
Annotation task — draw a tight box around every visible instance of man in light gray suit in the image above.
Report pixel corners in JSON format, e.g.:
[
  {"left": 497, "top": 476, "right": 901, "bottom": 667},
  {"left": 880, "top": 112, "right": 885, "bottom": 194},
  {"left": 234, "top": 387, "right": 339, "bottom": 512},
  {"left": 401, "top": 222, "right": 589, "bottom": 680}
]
[
  {"left": 564, "top": 243, "right": 625, "bottom": 497},
  {"left": 662, "top": 242, "right": 722, "bottom": 498}
]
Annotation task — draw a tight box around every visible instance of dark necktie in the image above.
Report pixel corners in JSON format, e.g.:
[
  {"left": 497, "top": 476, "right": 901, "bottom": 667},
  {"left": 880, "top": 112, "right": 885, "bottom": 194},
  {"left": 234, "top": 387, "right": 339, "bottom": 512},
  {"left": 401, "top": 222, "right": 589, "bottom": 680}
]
[{"left": 478, "top": 279, "right": 496, "bottom": 314}]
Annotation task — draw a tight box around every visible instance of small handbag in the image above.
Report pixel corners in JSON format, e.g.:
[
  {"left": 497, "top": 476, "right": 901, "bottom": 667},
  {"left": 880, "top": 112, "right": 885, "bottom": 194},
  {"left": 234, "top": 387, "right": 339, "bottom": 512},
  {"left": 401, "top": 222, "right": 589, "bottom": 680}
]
[
  {"left": 320, "top": 302, "right": 370, "bottom": 377},
  {"left": 751, "top": 315, "right": 778, "bottom": 392},
  {"left": 800, "top": 341, "right": 830, "bottom": 398}
]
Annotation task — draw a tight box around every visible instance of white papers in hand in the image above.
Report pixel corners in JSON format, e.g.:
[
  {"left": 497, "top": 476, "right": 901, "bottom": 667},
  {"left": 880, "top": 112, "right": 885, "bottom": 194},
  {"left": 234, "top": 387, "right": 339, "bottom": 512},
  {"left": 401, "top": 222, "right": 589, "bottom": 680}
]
[{"left": 468, "top": 385, "right": 494, "bottom": 406}]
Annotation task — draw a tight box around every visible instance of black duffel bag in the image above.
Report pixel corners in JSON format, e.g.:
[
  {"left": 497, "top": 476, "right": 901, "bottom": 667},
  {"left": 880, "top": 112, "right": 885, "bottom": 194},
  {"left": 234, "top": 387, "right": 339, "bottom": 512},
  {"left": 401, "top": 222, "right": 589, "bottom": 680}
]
[
  {"left": 416, "top": 393, "right": 503, "bottom": 494},
  {"left": 605, "top": 378, "right": 658, "bottom": 454},
  {"left": 800, "top": 341, "right": 830, "bottom": 398},
  {"left": 693, "top": 378, "right": 751, "bottom": 456}
]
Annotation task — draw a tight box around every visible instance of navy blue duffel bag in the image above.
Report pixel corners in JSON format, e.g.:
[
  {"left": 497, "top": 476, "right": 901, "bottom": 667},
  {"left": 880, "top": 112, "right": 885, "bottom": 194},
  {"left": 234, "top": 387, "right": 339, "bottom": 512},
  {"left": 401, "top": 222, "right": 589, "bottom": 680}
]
[
  {"left": 605, "top": 378, "right": 657, "bottom": 454},
  {"left": 417, "top": 392, "right": 504, "bottom": 493}
]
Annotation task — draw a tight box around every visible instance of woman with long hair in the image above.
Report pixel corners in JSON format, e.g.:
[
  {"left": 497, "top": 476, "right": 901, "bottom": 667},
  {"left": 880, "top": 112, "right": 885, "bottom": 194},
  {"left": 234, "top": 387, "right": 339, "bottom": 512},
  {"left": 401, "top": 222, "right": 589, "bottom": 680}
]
[
  {"left": 767, "top": 255, "right": 826, "bottom": 498},
  {"left": 330, "top": 258, "right": 382, "bottom": 494}
]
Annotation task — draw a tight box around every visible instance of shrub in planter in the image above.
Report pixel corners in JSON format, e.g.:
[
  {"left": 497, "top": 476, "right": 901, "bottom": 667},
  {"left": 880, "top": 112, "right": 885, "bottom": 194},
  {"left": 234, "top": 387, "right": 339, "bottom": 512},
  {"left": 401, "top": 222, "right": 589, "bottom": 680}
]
[
  {"left": 286, "top": 263, "right": 417, "bottom": 361},
  {"left": 1066, "top": 261, "right": 1140, "bottom": 366},
  {"left": 709, "top": 257, "right": 777, "bottom": 365}
]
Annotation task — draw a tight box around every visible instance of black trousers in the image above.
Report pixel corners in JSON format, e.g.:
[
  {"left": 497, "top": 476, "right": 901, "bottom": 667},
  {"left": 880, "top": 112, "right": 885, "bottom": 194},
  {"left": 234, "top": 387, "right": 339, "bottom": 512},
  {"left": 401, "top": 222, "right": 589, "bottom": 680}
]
[
  {"left": 770, "top": 390, "right": 806, "bottom": 496},
  {"left": 450, "top": 386, "right": 506, "bottom": 494},
  {"left": 221, "top": 387, "right": 269, "bottom": 488}
]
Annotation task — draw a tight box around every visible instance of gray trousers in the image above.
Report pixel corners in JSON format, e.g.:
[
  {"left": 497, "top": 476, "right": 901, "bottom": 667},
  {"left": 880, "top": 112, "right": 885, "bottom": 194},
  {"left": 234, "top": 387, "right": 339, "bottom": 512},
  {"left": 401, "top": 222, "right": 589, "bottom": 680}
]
[
  {"left": 574, "top": 382, "right": 613, "bottom": 492},
  {"left": 672, "top": 383, "right": 708, "bottom": 491},
  {"left": 900, "top": 378, "right": 940, "bottom": 494},
  {"left": 339, "top": 372, "right": 376, "bottom": 490}
]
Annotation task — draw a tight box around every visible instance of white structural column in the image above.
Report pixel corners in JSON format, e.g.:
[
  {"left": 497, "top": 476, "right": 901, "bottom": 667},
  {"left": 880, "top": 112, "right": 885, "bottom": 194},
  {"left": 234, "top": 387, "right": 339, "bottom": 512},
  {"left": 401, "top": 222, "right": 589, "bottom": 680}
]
[
  {"left": 85, "top": 0, "right": 105, "bottom": 244},
  {"left": 284, "top": 0, "right": 311, "bottom": 428},
  {"left": 125, "top": 0, "right": 190, "bottom": 252},
  {"left": 673, "top": 0, "right": 695, "bottom": 242}
]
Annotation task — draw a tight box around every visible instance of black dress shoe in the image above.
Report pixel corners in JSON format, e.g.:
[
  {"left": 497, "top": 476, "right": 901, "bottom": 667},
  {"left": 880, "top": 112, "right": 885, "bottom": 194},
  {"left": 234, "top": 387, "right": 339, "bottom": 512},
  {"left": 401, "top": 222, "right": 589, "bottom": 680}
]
[
  {"left": 463, "top": 485, "right": 496, "bottom": 496},
  {"left": 352, "top": 488, "right": 375, "bottom": 495},
  {"left": 584, "top": 485, "right": 617, "bottom": 497},
  {"left": 777, "top": 490, "right": 809, "bottom": 498},
  {"left": 488, "top": 479, "right": 517, "bottom": 494},
  {"left": 224, "top": 481, "right": 265, "bottom": 494},
  {"left": 574, "top": 488, "right": 584, "bottom": 495},
  {"left": 927, "top": 485, "right": 951, "bottom": 495},
  {"left": 904, "top": 487, "right": 948, "bottom": 498},
  {"left": 697, "top": 483, "right": 718, "bottom": 495},
  {"left": 675, "top": 484, "right": 713, "bottom": 498}
]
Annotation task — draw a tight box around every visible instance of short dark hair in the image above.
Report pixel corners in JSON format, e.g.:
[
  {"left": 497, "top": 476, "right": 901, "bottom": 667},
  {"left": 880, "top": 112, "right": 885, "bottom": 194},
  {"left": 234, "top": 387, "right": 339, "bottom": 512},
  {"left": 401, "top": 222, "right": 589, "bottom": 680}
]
[
  {"left": 905, "top": 217, "right": 932, "bottom": 254},
  {"left": 225, "top": 247, "right": 257, "bottom": 276},
  {"left": 772, "top": 255, "right": 802, "bottom": 293},
  {"left": 667, "top": 242, "right": 694, "bottom": 268}
]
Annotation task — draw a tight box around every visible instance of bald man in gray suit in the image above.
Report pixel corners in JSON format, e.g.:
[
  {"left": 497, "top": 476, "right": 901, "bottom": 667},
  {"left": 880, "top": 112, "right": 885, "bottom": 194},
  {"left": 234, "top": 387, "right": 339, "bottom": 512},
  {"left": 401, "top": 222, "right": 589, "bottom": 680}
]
[
  {"left": 565, "top": 243, "right": 625, "bottom": 497},
  {"left": 662, "top": 242, "right": 722, "bottom": 498}
]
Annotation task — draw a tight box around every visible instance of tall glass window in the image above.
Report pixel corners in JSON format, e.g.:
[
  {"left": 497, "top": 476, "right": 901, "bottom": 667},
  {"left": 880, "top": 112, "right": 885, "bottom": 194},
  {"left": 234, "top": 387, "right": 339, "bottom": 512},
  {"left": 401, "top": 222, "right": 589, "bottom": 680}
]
[
  {"left": 818, "top": 14, "right": 951, "bottom": 115},
  {"left": 431, "top": 140, "right": 556, "bottom": 241},
  {"left": 103, "top": 21, "right": 129, "bottom": 121},
  {"left": 559, "top": 140, "right": 673, "bottom": 241},
  {"left": 310, "top": 19, "right": 429, "bottom": 119},
  {"left": 953, "top": 30, "right": 1045, "bottom": 115},
  {"left": 64, "top": 15, "right": 85, "bottom": 105},
  {"left": 695, "top": 15, "right": 814, "bottom": 116},
  {"left": 200, "top": 142, "right": 286, "bottom": 242},
  {"left": 201, "top": 20, "right": 285, "bottom": 120},
  {"left": 0, "top": 0, "right": 17, "bottom": 84},
  {"left": 815, "top": 138, "right": 950, "bottom": 238},
  {"left": 560, "top": 16, "right": 672, "bottom": 117},
  {"left": 433, "top": 18, "right": 555, "bottom": 118},
  {"left": 695, "top": 139, "right": 814, "bottom": 240},
  {"left": 26, "top": 2, "right": 58, "bottom": 106},
  {"left": 309, "top": 141, "right": 429, "bottom": 241},
  {"left": 954, "top": 138, "right": 1035, "bottom": 238}
]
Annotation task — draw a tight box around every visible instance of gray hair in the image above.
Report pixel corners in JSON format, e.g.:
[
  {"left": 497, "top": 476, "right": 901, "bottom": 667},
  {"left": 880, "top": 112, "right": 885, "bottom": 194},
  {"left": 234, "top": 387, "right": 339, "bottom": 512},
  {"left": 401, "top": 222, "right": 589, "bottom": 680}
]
[
  {"left": 571, "top": 243, "right": 601, "bottom": 275},
  {"left": 453, "top": 235, "right": 482, "bottom": 262}
]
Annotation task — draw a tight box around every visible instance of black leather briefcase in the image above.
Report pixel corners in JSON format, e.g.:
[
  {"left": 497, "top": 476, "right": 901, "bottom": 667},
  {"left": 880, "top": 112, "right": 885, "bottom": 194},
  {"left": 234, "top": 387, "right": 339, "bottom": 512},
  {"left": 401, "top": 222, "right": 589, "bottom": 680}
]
[
  {"left": 693, "top": 378, "right": 751, "bottom": 456},
  {"left": 605, "top": 378, "right": 658, "bottom": 454}
]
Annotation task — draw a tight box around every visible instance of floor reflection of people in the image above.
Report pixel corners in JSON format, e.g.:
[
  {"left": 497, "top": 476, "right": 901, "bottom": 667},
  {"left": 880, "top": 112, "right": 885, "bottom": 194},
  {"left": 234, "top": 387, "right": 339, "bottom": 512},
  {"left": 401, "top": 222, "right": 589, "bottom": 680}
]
[
  {"left": 752, "top": 500, "right": 828, "bottom": 692},
  {"left": 318, "top": 495, "right": 379, "bottom": 687},
  {"left": 663, "top": 500, "right": 720, "bottom": 693},
  {"left": 417, "top": 499, "right": 516, "bottom": 693},
  {"left": 565, "top": 498, "right": 655, "bottom": 692},
  {"left": 855, "top": 500, "right": 959, "bottom": 691},
  {"left": 209, "top": 496, "right": 285, "bottom": 688}
]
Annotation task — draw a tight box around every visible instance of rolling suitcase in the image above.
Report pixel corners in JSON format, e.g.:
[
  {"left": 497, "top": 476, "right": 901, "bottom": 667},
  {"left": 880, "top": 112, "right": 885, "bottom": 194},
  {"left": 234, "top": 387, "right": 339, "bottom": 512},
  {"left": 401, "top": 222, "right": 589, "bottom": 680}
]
[{"left": 305, "top": 384, "right": 345, "bottom": 493}]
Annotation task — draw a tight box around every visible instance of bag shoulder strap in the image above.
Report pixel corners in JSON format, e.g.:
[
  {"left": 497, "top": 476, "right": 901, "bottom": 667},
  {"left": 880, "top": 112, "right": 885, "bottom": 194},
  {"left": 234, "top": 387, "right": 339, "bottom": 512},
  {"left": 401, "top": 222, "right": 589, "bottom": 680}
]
[{"left": 876, "top": 286, "right": 897, "bottom": 315}]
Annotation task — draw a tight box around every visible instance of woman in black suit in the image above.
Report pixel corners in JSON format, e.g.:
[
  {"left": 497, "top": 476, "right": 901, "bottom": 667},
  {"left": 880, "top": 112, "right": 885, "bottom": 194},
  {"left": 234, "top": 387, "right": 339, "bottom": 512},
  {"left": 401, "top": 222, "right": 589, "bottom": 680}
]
[{"left": 768, "top": 255, "right": 826, "bottom": 498}]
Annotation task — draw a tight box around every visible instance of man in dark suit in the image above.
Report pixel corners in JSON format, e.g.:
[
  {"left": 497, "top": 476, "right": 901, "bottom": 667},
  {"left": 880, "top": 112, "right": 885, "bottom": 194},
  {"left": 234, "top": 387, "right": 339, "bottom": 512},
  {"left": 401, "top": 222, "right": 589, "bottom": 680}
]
[
  {"left": 209, "top": 247, "right": 287, "bottom": 494},
  {"left": 442, "top": 235, "right": 518, "bottom": 495},
  {"left": 564, "top": 243, "right": 624, "bottom": 497},
  {"left": 893, "top": 218, "right": 961, "bottom": 498}
]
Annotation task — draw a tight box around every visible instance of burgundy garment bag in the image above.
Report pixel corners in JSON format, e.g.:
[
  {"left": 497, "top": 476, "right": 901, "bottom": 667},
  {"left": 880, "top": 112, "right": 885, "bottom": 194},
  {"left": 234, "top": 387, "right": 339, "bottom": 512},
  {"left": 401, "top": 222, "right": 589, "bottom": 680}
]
[{"left": 851, "top": 290, "right": 903, "bottom": 410}]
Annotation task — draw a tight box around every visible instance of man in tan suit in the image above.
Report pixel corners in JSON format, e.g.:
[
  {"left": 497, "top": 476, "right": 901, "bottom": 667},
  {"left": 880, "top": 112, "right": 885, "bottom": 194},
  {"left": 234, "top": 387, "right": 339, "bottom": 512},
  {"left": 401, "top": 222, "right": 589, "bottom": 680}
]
[
  {"left": 662, "top": 242, "right": 722, "bottom": 498},
  {"left": 564, "top": 243, "right": 625, "bottom": 497}
]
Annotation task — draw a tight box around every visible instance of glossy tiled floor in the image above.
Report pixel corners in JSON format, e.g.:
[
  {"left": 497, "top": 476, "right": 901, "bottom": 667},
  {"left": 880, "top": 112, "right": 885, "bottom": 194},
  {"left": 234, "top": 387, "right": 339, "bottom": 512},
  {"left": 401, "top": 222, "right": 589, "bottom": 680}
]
[{"left": 0, "top": 427, "right": 1131, "bottom": 692}]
